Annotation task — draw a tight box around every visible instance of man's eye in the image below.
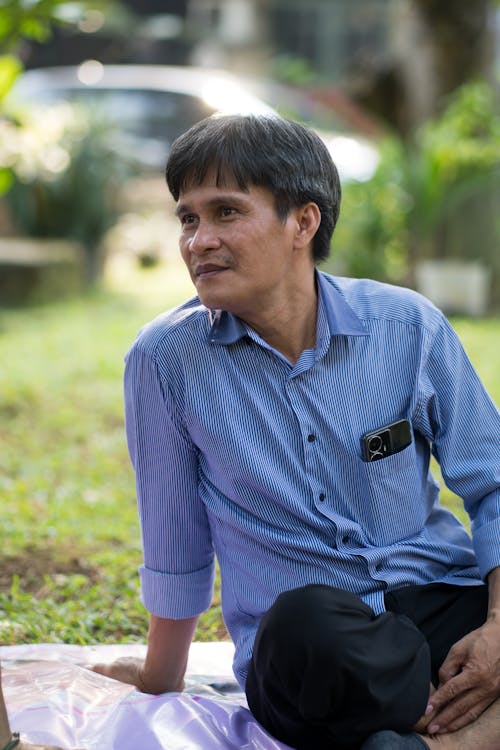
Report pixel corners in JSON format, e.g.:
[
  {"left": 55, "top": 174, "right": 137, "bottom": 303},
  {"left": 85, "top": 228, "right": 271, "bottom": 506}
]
[
  {"left": 180, "top": 214, "right": 196, "bottom": 226},
  {"left": 220, "top": 207, "right": 236, "bottom": 218}
]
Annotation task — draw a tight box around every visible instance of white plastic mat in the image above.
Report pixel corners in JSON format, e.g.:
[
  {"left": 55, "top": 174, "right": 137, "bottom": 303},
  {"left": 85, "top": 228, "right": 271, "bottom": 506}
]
[{"left": 0, "top": 643, "right": 292, "bottom": 749}]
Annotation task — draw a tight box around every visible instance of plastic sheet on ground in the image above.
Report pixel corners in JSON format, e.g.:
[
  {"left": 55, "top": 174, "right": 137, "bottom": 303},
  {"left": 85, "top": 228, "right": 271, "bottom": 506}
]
[{"left": 0, "top": 642, "right": 292, "bottom": 749}]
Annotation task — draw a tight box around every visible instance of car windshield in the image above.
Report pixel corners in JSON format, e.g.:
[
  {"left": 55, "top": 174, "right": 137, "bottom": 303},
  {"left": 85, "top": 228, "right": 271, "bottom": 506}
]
[
  {"left": 37, "top": 87, "right": 217, "bottom": 145},
  {"left": 27, "top": 86, "right": 219, "bottom": 169}
]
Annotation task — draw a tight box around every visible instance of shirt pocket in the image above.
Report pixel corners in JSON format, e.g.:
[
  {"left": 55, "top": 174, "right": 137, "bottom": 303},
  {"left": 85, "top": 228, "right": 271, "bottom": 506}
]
[{"left": 357, "top": 442, "right": 425, "bottom": 545}]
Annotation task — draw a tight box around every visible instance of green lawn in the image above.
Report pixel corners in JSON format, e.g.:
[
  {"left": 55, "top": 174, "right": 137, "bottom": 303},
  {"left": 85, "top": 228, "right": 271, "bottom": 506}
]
[{"left": 0, "top": 260, "right": 498, "bottom": 645}]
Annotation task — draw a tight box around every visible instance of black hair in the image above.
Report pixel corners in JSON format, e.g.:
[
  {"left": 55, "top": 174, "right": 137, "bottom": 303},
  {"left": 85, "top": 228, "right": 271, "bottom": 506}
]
[{"left": 165, "top": 114, "right": 341, "bottom": 263}]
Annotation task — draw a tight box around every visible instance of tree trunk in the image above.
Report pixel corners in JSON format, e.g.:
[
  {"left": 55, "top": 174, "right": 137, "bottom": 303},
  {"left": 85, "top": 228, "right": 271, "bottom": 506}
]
[{"left": 350, "top": 0, "right": 496, "bottom": 138}]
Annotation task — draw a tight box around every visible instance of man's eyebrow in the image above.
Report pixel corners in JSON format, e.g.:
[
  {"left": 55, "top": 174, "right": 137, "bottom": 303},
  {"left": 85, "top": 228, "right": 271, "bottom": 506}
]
[{"left": 175, "top": 193, "right": 250, "bottom": 217}]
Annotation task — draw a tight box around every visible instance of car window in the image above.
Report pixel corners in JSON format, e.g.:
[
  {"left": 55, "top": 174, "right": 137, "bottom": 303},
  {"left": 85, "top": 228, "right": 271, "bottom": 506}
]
[{"left": 36, "top": 88, "right": 217, "bottom": 144}]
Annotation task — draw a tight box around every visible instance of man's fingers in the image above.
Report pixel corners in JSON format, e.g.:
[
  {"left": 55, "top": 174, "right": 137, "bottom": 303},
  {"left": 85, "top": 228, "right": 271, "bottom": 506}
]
[
  {"left": 91, "top": 662, "right": 113, "bottom": 677},
  {"left": 427, "top": 688, "right": 493, "bottom": 734},
  {"left": 437, "top": 638, "right": 470, "bottom": 684},
  {"left": 437, "top": 654, "right": 462, "bottom": 684},
  {"left": 427, "top": 670, "right": 471, "bottom": 713},
  {"left": 91, "top": 662, "right": 123, "bottom": 680},
  {"left": 90, "top": 657, "right": 145, "bottom": 688},
  {"left": 423, "top": 671, "right": 479, "bottom": 732},
  {"left": 443, "top": 696, "right": 495, "bottom": 733},
  {"left": 412, "top": 708, "right": 433, "bottom": 734}
]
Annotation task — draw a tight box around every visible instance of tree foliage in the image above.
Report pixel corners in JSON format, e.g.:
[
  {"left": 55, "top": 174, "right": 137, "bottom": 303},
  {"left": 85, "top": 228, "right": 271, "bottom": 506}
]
[
  {"left": 0, "top": 0, "right": 97, "bottom": 52},
  {"left": 350, "top": 0, "right": 496, "bottom": 139},
  {"left": 0, "top": 1, "right": 89, "bottom": 192},
  {"left": 328, "top": 81, "right": 500, "bottom": 288}
]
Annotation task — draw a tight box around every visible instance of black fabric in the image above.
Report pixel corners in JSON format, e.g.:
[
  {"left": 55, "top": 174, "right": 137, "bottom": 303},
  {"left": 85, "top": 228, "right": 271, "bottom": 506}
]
[
  {"left": 245, "top": 585, "right": 431, "bottom": 750},
  {"left": 360, "top": 731, "right": 430, "bottom": 749},
  {"left": 384, "top": 582, "right": 489, "bottom": 686}
]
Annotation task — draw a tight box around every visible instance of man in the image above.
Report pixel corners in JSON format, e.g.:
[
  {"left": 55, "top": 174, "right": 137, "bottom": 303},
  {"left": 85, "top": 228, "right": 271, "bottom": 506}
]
[{"left": 95, "top": 115, "right": 500, "bottom": 749}]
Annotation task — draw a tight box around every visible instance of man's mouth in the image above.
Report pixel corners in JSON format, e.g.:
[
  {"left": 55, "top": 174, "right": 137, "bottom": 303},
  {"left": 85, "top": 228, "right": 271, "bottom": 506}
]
[{"left": 194, "top": 264, "right": 229, "bottom": 279}]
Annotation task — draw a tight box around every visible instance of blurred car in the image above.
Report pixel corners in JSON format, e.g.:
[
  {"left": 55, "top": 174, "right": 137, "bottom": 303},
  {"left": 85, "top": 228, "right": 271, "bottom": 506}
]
[{"left": 8, "top": 62, "right": 379, "bottom": 182}]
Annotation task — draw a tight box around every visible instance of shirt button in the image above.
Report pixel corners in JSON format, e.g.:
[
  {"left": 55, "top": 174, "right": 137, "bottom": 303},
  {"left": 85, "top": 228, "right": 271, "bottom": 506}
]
[
  {"left": 307, "top": 434, "right": 316, "bottom": 442},
  {"left": 319, "top": 492, "right": 326, "bottom": 502},
  {"left": 342, "top": 535, "right": 349, "bottom": 544},
  {"left": 375, "top": 563, "right": 383, "bottom": 572}
]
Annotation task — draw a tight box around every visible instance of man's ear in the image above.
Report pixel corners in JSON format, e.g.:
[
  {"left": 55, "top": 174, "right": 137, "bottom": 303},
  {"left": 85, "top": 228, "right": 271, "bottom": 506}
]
[{"left": 293, "top": 203, "right": 321, "bottom": 249}]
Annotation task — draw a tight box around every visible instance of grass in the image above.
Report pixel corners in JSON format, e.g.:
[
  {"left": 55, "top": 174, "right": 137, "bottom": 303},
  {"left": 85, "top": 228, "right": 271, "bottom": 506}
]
[{"left": 0, "top": 258, "right": 498, "bottom": 645}]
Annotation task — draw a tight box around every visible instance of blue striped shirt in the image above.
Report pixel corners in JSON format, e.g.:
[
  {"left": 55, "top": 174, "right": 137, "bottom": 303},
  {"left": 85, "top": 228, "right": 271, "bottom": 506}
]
[{"left": 124, "top": 271, "right": 500, "bottom": 689}]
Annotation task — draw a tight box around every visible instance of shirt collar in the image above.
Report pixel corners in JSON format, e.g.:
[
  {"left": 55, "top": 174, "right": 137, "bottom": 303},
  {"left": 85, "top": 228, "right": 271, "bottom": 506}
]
[
  {"left": 208, "top": 270, "right": 368, "bottom": 345},
  {"left": 316, "top": 271, "right": 368, "bottom": 337}
]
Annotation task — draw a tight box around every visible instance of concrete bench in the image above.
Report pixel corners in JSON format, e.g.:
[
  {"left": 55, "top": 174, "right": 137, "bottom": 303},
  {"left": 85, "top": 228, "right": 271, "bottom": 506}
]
[{"left": 0, "top": 237, "right": 85, "bottom": 306}]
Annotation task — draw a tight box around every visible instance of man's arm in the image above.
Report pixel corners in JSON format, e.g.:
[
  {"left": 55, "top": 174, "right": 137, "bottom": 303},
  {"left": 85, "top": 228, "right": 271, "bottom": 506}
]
[
  {"left": 422, "top": 566, "right": 500, "bottom": 735},
  {"left": 411, "top": 312, "right": 500, "bottom": 736},
  {"left": 103, "top": 343, "right": 213, "bottom": 694},
  {"left": 93, "top": 614, "right": 199, "bottom": 693}
]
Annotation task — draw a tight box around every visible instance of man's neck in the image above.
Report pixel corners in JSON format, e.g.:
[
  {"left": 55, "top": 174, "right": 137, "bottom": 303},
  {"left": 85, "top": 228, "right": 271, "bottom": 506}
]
[{"left": 242, "top": 277, "right": 318, "bottom": 365}]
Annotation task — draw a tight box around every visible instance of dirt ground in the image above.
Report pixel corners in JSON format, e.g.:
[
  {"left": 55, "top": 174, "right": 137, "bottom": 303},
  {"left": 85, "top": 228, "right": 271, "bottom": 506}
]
[{"left": 0, "top": 547, "right": 99, "bottom": 595}]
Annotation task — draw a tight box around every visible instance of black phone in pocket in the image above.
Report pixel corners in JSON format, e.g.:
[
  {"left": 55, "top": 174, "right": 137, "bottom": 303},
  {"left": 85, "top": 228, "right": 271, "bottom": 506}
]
[{"left": 361, "top": 419, "right": 412, "bottom": 462}]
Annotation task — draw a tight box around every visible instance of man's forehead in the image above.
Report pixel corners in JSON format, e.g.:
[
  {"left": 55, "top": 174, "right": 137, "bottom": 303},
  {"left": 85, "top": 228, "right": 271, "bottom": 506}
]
[
  {"left": 175, "top": 173, "right": 274, "bottom": 212},
  {"left": 180, "top": 165, "right": 248, "bottom": 194}
]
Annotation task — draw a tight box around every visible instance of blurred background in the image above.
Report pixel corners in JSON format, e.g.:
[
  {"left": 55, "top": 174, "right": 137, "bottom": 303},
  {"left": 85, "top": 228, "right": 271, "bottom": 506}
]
[
  {"left": 1, "top": 0, "right": 499, "bottom": 312},
  {"left": 0, "top": 1, "right": 498, "bottom": 647}
]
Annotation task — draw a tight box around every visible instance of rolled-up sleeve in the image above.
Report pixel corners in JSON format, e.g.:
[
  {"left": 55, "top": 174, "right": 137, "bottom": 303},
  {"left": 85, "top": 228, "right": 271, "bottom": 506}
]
[{"left": 124, "top": 341, "right": 215, "bottom": 619}]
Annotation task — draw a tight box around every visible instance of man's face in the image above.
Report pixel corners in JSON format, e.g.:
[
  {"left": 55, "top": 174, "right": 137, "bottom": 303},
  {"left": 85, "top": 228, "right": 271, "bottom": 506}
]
[{"left": 176, "top": 174, "right": 306, "bottom": 320}]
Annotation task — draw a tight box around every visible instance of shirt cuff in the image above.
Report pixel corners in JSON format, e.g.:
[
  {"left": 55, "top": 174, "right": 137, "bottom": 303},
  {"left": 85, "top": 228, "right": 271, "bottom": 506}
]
[
  {"left": 473, "top": 517, "right": 500, "bottom": 580},
  {"left": 139, "top": 561, "right": 215, "bottom": 619}
]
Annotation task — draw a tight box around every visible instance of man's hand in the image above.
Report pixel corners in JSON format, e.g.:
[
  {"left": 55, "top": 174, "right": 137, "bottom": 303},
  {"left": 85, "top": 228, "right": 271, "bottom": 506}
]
[
  {"left": 92, "top": 656, "right": 186, "bottom": 694},
  {"left": 92, "top": 657, "right": 151, "bottom": 692},
  {"left": 421, "top": 619, "right": 500, "bottom": 734},
  {"left": 92, "top": 614, "right": 199, "bottom": 696}
]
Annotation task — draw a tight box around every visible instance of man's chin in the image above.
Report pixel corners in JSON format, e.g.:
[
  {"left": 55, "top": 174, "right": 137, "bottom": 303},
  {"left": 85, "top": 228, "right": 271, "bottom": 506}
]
[
  {"left": 197, "top": 292, "right": 230, "bottom": 312},
  {"left": 195, "top": 284, "right": 235, "bottom": 311}
]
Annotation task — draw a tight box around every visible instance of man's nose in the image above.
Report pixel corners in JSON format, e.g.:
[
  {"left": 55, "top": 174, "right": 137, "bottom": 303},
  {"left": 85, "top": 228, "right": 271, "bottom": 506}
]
[{"left": 187, "top": 221, "right": 221, "bottom": 254}]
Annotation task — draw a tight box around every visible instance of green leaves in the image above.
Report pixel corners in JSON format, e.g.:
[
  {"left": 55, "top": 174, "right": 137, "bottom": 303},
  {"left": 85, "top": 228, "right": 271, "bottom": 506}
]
[
  {"left": 2, "top": 102, "right": 133, "bottom": 270},
  {"left": 327, "top": 80, "right": 500, "bottom": 283},
  {"left": 0, "top": 0, "right": 86, "bottom": 52},
  {"left": 0, "top": 53, "right": 21, "bottom": 101}
]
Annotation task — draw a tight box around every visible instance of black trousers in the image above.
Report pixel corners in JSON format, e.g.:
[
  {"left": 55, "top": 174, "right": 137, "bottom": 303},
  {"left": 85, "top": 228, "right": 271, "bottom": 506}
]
[{"left": 245, "top": 583, "right": 489, "bottom": 750}]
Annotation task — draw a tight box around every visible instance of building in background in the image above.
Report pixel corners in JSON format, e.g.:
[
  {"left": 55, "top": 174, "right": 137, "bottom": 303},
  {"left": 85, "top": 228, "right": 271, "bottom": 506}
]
[
  {"left": 24, "top": 0, "right": 391, "bottom": 84},
  {"left": 181, "top": 0, "right": 390, "bottom": 83}
]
